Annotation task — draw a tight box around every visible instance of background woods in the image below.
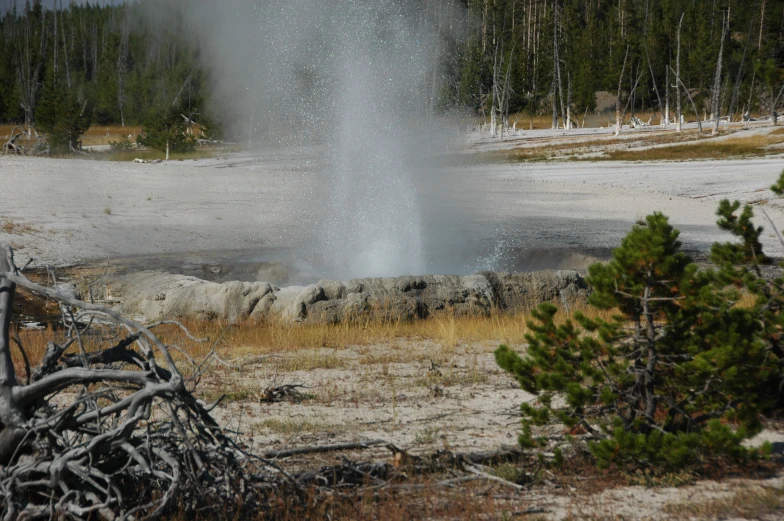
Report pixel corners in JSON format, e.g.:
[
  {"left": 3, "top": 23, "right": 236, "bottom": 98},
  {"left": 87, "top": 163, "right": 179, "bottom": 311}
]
[
  {"left": 0, "top": 0, "right": 205, "bottom": 133},
  {"left": 1, "top": 0, "right": 784, "bottom": 136},
  {"left": 452, "top": 0, "right": 784, "bottom": 127}
]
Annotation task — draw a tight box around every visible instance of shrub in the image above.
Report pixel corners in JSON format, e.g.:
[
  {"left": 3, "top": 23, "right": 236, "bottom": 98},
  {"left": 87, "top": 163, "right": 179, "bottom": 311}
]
[
  {"left": 137, "top": 107, "right": 196, "bottom": 153},
  {"left": 108, "top": 136, "right": 135, "bottom": 152},
  {"left": 496, "top": 184, "right": 784, "bottom": 470}
]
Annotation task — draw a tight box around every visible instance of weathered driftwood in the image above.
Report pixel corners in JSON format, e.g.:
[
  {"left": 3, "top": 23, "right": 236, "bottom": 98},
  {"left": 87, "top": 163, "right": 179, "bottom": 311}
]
[{"left": 0, "top": 244, "right": 259, "bottom": 520}]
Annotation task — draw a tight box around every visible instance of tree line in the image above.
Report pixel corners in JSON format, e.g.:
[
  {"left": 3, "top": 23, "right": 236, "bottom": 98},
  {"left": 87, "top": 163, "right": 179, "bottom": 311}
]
[
  {"left": 447, "top": 0, "right": 784, "bottom": 128},
  {"left": 2, "top": 0, "right": 784, "bottom": 140},
  {"left": 0, "top": 1, "right": 205, "bottom": 135}
]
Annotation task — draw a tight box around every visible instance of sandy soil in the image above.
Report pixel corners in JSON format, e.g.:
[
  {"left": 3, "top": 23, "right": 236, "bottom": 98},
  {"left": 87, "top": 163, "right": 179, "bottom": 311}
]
[{"left": 201, "top": 340, "right": 784, "bottom": 521}]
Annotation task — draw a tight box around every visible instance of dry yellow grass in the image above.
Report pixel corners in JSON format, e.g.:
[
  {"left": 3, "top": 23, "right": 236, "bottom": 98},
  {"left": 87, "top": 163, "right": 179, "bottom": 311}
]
[
  {"left": 1, "top": 219, "right": 39, "bottom": 235},
  {"left": 9, "top": 304, "right": 615, "bottom": 379},
  {"left": 476, "top": 127, "right": 713, "bottom": 163},
  {"left": 81, "top": 125, "right": 143, "bottom": 146},
  {"left": 0, "top": 124, "right": 142, "bottom": 147},
  {"left": 606, "top": 132, "right": 784, "bottom": 161},
  {"left": 176, "top": 305, "right": 613, "bottom": 360}
]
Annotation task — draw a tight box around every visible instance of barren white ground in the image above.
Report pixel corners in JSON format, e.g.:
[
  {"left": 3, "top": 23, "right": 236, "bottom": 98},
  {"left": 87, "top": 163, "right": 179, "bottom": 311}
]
[{"left": 2, "top": 149, "right": 784, "bottom": 273}]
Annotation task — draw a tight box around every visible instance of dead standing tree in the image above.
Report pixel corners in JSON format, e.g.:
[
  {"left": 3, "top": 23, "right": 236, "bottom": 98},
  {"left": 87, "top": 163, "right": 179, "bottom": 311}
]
[
  {"left": 711, "top": 11, "right": 729, "bottom": 135},
  {"left": 0, "top": 245, "right": 266, "bottom": 520},
  {"left": 675, "top": 13, "right": 684, "bottom": 132},
  {"left": 490, "top": 41, "right": 515, "bottom": 138},
  {"left": 671, "top": 14, "right": 702, "bottom": 134},
  {"left": 643, "top": 0, "right": 664, "bottom": 125},
  {"left": 614, "top": 46, "right": 629, "bottom": 136}
]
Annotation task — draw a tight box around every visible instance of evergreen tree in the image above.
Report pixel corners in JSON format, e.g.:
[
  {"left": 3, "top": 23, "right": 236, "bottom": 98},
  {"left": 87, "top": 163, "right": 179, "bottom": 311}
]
[
  {"left": 36, "top": 69, "right": 92, "bottom": 152},
  {"left": 137, "top": 106, "right": 196, "bottom": 153},
  {"left": 496, "top": 199, "right": 782, "bottom": 470}
]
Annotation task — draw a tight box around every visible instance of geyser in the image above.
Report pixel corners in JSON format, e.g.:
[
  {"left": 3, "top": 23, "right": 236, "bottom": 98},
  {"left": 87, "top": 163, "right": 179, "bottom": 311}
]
[{"left": 177, "top": 0, "right": 461, "bottom": 279}]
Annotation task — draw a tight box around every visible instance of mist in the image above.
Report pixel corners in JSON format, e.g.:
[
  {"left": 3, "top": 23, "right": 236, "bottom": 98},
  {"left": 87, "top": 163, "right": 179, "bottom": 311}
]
[{"left": 166, "top": 0, "right": 465, "bottom": 279}]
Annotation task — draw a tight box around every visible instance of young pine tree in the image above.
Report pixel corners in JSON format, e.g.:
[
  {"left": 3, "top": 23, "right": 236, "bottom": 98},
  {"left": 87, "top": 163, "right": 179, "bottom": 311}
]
[
  {"left": 496, "top": 205, "right": 782, "bottom": 471},
  {"left": 137, "top": 107, "right": 197, "bottom": 154},
  {"left": 36, "top": 71, "right": 93, "bottom": 153}
]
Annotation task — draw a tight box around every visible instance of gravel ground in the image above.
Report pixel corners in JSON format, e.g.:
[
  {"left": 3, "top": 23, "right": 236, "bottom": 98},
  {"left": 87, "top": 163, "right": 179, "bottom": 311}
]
[{"left": 1, "top": 149, "right": 783, "bottom": 279}]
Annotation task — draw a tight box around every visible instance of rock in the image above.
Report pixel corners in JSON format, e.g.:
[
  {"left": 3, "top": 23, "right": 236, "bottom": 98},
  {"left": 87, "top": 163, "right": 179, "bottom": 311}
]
[
  {"left": 54, "top": 283, "right": 81, "bottom": 301},
  {"left": 296, "top": 270, "right": 586, "bottom": 324},
  {"left": 108, "top": 269, "right": 589, "bottom": 324},
  {"left": 317, "top": 279, "right": 346, "bottom": 300},
  {"left": 481, "top": 270, "right": 588, "bottom": 313},
  {"left": 112, "top": 272, "right": 278, "bottom": 323}
]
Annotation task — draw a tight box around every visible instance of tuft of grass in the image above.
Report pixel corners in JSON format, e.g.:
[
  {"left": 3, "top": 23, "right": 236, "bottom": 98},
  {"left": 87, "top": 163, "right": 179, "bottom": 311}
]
[
  {"left": 1, "top": 220, "right": 38, "bottom": 235},
  {"left": 624, "top": 469, "right": 696, "bottom": 488},
  {"left": 413, "top": 426, "right": 442, "bottom": 446},
  {"left": 492, "top": 463, "right": 528, "bottom": 484},
  {"left": 200, "top": 381, "right": 257, "bottom": 404}
]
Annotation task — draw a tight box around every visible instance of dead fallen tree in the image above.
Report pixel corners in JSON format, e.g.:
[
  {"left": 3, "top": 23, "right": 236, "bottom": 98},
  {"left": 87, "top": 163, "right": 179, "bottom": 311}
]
[
  {"left": 0, "top": 244, "right": 269, "bottom": 520},
  {"left": 0, "top": 242, "right": 562, "bottom": 518},
  {"left": 2, "top": 126, "right": 25, "bottom": 155}
]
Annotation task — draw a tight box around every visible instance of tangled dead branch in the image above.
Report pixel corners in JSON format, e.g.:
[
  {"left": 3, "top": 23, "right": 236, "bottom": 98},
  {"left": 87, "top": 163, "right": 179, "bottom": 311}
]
[
  {"left": 2, "top": 126, "right": 25, "bottom": 155},
  {"left": 0, "top": 242, "right": 548, "bottom": 518},
  {"left": 0, "top": 244, "right": 269, "bottom": 520}
]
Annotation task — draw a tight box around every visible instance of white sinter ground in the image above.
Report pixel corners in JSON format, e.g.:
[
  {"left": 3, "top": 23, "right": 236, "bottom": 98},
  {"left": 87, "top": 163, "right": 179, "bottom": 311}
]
[{"left": 1, "top": 149, "right": 783, "bottom": 273}]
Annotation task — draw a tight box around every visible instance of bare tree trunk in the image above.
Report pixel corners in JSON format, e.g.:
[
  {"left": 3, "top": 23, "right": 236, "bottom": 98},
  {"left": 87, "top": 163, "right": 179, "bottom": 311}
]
[
  {"left": 60, "top": 0, "right": 71, "bottom": 89},
  {"left": 665, "top": 66, "right": 670, "bottom": 125},
  {"left": 17, "top": 10, "right": 45, "bottom": 128},
  {"left": 53, "top": 7, "right": 58, "bottom": 78},
  {"left": 566, "top": 72, "right": 572, "bottom": 130},
  {"left": 615, "top": 46, "right": 630, "bottom": 136},
  {"left": 770, "top": 82, "right": 784, "bottom": 126},
  {"left": 429, "top": 0, "right": 443, "bottom": 121},
  {"left": 759, "top": 0, "right": 766, "bottom": 50},
  {"left": 671, "top": 65, "right": 703, "bottom": 133},
  {"left": 0, "top": 248, "right": 26, "bottom": 465},
  {"left": 744, "top": 72, "right": 757, "bottom": 123},
  {"left": 642, "top": 0, "right": 662, "bottom": 121},
  {"left": 91, "top": 22, "right": 98, "bottom": 83},
  {"left": 711, "top": 12, "right": 728, "bottom": 135},
  {"left": 117, "top": 11, "right": 129, "bottom": 128},
  {"left": 676, "top": 13, "right": 684, "bottom": 133},
  {"left": 482, "top": 0, "right": 488, "bottom": 53},
  {"left": 501, "top": 44, "right": 515, "bottom": 136},
  {"left": 729, "top": 15, "right": 754, "bottom": 121},
  {"left": 553, "top": 0, "right": 565, "bottom": 128},
  {"left": 645, "top": 46, "right": 662, "bottom": 123},
  {"left": 551, "top": 1, "right": 558, "bottom": 130},
  {"left": 491, "top": 41, "right": 499, "bottom": 137}
]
